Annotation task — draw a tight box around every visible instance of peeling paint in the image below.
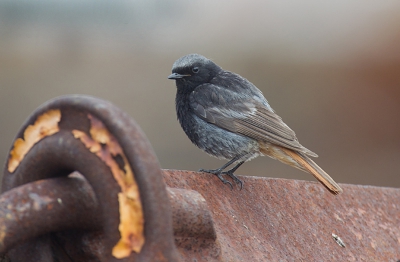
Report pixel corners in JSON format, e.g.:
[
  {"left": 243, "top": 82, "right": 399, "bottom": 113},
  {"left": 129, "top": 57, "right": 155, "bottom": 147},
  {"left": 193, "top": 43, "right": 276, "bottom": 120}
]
[
  {"left": 72, "top": 114, "right": 144, "bottom": 258},
  {"left": 8, "top": 109, "right": 61, "bottom": 173}
]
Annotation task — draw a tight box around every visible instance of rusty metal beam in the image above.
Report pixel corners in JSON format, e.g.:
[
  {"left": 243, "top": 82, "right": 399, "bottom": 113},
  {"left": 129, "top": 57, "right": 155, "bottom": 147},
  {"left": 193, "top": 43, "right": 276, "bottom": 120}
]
[
  {"left": 3, "top": 169, "right": 394, "bottom": 261},
  {"left": 163, "top": 170, "right": 400, "bottom": 261}
]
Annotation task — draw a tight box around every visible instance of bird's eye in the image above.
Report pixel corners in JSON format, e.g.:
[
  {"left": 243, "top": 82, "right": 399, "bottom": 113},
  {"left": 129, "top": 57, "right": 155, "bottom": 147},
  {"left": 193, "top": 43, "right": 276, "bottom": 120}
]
[{"left": 192, "top": 67, "right": 199, "bottom": 73}]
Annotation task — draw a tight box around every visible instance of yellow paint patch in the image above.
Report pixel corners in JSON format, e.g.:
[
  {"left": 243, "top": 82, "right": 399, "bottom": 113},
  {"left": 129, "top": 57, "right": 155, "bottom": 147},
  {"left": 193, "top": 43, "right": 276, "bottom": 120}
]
[
  {"left": 0, "top": 223, "right": 7, "bottom": 249},
  {"left": 8, "top": 109, "right": 61, "bottom": 173},
  {"left": 72, "top": 114, "right": 144, "bottom": 258}
]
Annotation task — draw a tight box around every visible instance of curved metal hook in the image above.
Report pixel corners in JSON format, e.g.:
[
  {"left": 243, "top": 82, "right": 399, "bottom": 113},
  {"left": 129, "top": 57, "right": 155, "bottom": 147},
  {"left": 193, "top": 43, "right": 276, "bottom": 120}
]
[{"left": 1, "top": 95, "right": 181, "bottom": 262}]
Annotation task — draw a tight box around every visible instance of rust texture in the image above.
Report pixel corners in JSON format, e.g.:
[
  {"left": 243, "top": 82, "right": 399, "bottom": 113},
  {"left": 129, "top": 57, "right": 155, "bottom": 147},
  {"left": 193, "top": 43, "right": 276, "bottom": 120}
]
[
  {"left": 73, "top": 114, "right": 145, "bottom": 257},
  {"left": 167, "top": 187, "right": 216, "bottom": 239},
  {"left": 163, "top": 170, "right": 400, "bottom": 262},
  {"left": 1, "top": 95, "right": 181, "bottom": 262},
  {"left": 0, "top": 174, "right": 102, "bottom": 261},
  {"left": 0, "top": 178, "right": 220, "bottom": 261}
]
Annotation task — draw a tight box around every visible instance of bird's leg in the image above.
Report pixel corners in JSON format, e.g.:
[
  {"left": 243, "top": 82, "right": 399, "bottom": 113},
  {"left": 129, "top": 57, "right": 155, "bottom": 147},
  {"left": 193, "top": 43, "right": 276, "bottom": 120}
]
[
  {"left": 198, "top": 155, "right": 242, "bottom": 189},
  {"left": 221, "top": 161, "right": 245, "bottom": 190},
  {"left": 198, "top": 155, "right": 240, "bottom": 174}
]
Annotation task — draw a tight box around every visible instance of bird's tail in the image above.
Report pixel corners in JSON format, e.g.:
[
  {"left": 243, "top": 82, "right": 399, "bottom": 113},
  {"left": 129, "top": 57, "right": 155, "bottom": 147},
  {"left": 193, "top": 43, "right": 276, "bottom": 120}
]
[
  {"left": 280, "top": 148, "right": 342, "bottom": 195},
  {"left": 260, "top": 144, "right": 342, "bottom": 195}
]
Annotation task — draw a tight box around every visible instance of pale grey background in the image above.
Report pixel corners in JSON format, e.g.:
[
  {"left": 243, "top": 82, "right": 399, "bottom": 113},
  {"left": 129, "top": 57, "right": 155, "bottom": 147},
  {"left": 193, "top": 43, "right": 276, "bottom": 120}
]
[{"left": 1, "top": 1, "right": 399, "bottom": 188}]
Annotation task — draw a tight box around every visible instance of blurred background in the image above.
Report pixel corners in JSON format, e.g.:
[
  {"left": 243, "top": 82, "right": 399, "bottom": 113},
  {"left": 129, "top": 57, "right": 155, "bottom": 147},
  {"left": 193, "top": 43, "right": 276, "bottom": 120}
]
[{"left": 1, "top": 0, "right": 399, "bottom": 188}]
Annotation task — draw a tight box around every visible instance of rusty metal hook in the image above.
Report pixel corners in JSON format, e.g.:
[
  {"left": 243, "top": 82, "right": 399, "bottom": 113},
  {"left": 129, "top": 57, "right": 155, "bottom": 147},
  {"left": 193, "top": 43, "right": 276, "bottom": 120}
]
[{"left": 1, "top": 95, "right": 181, "bottom": 262}]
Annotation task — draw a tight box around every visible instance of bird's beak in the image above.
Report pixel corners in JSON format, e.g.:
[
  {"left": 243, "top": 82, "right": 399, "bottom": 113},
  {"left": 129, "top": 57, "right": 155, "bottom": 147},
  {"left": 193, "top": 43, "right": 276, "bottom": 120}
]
[{"left": 168, "top": 73, "right": 190, "bottom": 79}]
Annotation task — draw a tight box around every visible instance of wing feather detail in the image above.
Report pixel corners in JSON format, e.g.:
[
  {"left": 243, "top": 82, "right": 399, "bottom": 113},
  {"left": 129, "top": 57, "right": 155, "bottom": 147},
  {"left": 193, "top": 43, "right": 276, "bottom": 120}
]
[{"left": 190, "top": 81, "right": 317, "bottom": 157}]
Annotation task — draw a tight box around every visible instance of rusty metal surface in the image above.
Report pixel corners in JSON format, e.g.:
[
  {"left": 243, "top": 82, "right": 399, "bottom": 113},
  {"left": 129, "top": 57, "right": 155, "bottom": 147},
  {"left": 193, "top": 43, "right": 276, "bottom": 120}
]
[
  {"left": 1, "top": 95, "right": 181, "bottom": 262},
  {"left": 0, "top": 175, "right": 100, "bottom": 254},
  {"left": 163, "top": 169, "right": 400, "bottom": 261},
  {"left": 167, "top": 187, "right": 216, "bottom": 239},
  {"left": 0, "top": 177, "right": 222, "bottom": 261}
]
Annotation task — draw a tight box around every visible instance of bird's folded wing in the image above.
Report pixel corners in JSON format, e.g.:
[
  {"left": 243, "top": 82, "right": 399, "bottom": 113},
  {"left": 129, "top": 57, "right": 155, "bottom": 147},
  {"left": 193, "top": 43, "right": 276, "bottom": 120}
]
[{"left": 190, "top": 84, "right": 317, "bottom": 157}]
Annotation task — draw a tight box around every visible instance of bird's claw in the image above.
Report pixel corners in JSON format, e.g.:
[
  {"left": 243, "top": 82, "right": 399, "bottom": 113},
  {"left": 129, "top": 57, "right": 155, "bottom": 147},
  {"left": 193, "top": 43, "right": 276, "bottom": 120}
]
[
  {"left": 222, "top": 171, "right": 244, "bottom": 190},
  {"left": 216, "top": 173, "right": 233, "bottom": 190},
  {"left": 199, "top": 168, "right": 241, "bottom": 190}
]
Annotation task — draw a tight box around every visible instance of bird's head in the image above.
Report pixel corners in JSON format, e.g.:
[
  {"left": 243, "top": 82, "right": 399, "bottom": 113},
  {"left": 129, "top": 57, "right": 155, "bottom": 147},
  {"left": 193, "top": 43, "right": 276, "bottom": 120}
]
[{"left": 168, "top": 54, "right": 222, "bottom": 90}]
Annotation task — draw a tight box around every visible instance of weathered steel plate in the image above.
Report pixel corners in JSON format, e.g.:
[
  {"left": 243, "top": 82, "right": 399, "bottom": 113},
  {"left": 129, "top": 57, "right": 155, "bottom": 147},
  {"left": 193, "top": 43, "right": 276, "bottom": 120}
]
[{"left": 163, "top": 170, "right": 400, "bottom": 261}]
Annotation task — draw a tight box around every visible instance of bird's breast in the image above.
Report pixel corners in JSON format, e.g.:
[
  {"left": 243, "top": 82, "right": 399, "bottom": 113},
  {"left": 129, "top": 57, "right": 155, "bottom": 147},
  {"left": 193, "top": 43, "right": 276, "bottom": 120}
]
[{"left": 176, "top": 93, "right": 259, "bottom": 160}]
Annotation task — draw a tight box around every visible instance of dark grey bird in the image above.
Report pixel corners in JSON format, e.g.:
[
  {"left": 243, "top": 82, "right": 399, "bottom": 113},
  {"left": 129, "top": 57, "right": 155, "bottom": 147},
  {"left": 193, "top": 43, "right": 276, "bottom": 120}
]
[{"left": 168, "top": 53, "right": 342, "bottom": 194}]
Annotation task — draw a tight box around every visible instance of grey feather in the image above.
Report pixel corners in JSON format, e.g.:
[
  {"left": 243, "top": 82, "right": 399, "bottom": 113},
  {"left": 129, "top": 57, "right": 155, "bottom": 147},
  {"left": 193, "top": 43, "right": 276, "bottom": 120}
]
[{"left": 190, "top": 82, "right": 318, "bottom": 157}]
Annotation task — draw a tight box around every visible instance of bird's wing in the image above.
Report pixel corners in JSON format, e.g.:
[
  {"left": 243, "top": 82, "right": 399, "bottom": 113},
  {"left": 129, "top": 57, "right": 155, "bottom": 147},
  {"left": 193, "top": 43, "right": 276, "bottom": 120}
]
[{"left": 189, "top": 80, "right": 317, "bottom": 157}]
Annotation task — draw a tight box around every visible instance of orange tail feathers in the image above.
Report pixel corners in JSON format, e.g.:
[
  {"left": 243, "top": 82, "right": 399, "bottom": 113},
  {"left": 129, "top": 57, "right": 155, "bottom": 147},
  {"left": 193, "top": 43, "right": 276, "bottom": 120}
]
[{"left": 280, "top": 148, "right": 342, "bottom": 195}]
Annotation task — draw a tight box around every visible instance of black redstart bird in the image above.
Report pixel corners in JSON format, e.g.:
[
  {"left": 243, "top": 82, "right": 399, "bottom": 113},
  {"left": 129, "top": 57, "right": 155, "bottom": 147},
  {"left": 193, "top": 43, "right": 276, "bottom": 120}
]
[{"left": 168, "top": 53, "right": 342, "bottom": 194}]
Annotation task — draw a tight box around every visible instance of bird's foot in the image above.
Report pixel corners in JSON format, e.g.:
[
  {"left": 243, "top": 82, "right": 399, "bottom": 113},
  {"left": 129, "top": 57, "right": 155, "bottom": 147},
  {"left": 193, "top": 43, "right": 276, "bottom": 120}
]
[
  {"left": 222, "top": 170, "right": 243, "bottom": 190},
  {"left": 198, "top": 168, "right": 233, "bottom": 190}
]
